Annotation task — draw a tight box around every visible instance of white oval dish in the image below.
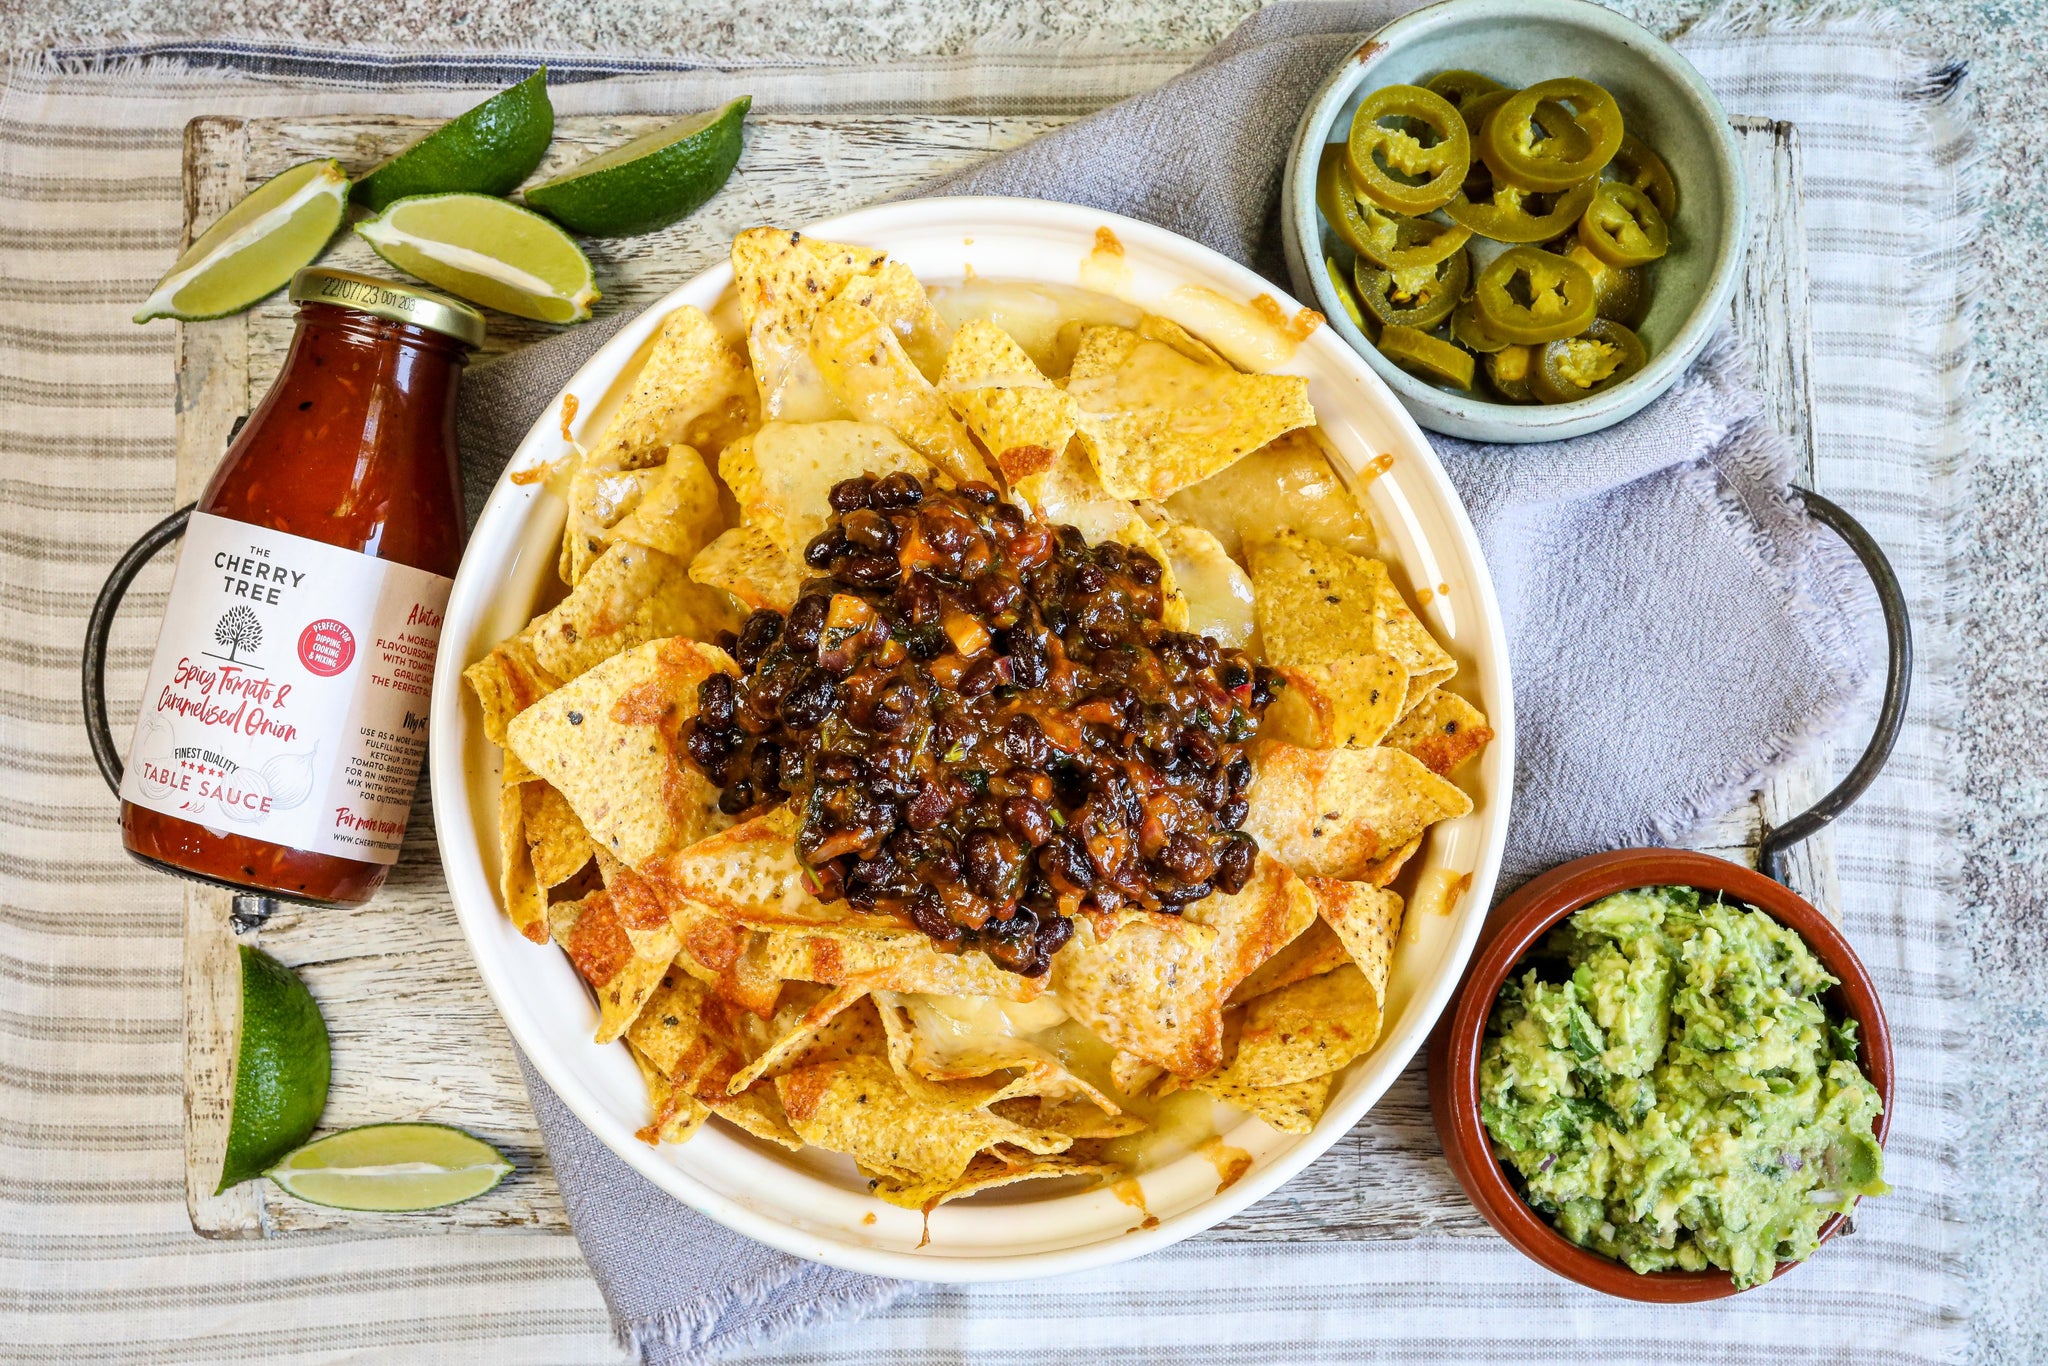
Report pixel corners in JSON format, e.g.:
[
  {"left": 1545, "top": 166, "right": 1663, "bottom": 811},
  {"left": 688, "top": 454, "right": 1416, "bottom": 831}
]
[{"left": 429, "top": 196, "right": 1514, "bottom": 1281}]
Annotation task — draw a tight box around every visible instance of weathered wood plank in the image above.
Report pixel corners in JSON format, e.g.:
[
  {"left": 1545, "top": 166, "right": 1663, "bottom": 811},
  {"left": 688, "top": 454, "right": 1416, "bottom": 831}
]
[
  {"left": 181, "top": 110, "right": 1823, "bottom": 1242},
  {"left": 178, "top": 115, "right": 268, "bottom": 1240}
]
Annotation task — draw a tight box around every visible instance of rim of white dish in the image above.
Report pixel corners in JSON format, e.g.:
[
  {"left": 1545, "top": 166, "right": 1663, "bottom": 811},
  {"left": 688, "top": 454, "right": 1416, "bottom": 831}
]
[
  {"left": 429, "top": 195, "right": 1515, "bottom": 1281},
  {"left": 1278, "top": 0, "right": 1748, "bottom": 443}
]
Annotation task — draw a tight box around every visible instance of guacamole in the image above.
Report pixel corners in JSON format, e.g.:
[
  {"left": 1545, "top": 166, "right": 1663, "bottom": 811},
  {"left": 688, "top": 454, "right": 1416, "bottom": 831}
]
[{"left": 1478, "top": 885, "right": 1887, "bottom": 1288}]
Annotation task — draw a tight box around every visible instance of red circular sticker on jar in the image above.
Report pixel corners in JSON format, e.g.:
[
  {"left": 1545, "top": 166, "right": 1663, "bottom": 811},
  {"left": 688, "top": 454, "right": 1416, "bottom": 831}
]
[{"left": 298, "top": 618, "right": 357, "bottom": 676}]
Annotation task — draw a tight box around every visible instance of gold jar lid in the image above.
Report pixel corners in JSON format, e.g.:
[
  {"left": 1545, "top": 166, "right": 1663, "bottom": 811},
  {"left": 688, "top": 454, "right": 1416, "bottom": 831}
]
[{"left": 289, "top": 268, "right": 487, "bottom": 348}]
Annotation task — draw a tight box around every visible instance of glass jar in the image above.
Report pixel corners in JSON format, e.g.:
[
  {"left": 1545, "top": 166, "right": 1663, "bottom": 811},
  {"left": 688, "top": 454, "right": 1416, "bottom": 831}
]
[{"left": 113, "top": 269, "right": 485, "bottom": 906}]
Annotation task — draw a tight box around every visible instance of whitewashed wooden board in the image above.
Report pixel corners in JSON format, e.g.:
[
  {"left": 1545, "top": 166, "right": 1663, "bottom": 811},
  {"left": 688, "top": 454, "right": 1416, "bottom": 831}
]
[{"left": 176, "top": 111, "right": 1825, "bottom": 1240}]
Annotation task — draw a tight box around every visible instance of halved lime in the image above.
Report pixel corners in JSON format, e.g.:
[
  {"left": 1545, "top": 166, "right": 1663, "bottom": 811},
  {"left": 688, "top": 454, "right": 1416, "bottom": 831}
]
[
  {"left": 525, "top": 96, "right": 751, "bottom": 237},
  {"left": 269, "top": 1123, "right": 514, "bottom": 1211},
  {"left": 352, "top": 69, "right": 554, "bottom": 213},
  {"left": 135, "top": 159, "right": 348, "bottom": 323},
  {"left": 355, "top": 193, "right": 599, "bottom": 324},
  {"left": 217, "top": 946, "right": 330, "bottom": 1192}
]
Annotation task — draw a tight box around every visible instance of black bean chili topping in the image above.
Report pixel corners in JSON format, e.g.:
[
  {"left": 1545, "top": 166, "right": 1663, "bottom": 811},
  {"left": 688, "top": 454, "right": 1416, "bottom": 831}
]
[{"left": 681, "top": 474, "right": 1280, "bottom": 977}]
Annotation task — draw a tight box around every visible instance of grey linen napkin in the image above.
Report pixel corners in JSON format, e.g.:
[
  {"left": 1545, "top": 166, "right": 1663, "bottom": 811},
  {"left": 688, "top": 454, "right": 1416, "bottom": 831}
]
[{"left": 461, "top": 3, "right": 1872, "bottom": 1358}]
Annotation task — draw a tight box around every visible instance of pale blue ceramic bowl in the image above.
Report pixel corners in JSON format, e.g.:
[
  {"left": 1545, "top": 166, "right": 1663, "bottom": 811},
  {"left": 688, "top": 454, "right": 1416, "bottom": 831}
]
[{"left": 1280, "top": 0, "right": 1746, "bottom": 442}]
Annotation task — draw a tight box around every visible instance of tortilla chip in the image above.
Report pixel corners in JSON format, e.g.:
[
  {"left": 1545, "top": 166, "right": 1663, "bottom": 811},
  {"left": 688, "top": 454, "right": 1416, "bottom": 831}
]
[
  {"left": 732, "top": 227, "right": 893, "bottom": 420},
  {"left": 1383, "top": 689, "right": 1494, "bottom": 776},
  {"left": 1157, "top": 523, "right": 1255, "bottom": 650},
  {"left": 774, "top": 1054, "right": 1068, "bottom": 1208},
  {"left": 602, "top": 850, "right": 784, "bottom": 1018},
  {"left": 608, "top": 445, "right": 725, "bottom": 564},
  {"left": 1136, "top": 313, "right": 1230, "bottom": 368},
  {"left": 465, "top": 634, "right": 563, "bottom": 747},
  {"left": 688, "top": 525, "right": 804, "bottom": 614},
  {"left": 708, "top": 1086, "right": 807, "bottom": 1151},
  {"left": 1065, "top": 326, "right": 1314, "bottom": 500},
  {"left": 622, "top": 967, "right": 768, "bottom": 1112},
  {"left": 724, "top": 983, "right": 874, "bottom": 1095},
  {"left": 629, "top": 1043, "right": 708, "bottom": 1145},
  {"left": 1248, "top": 530, "right": 1454, "bottom": 715},
  {"left": 762, "top": 928, "right": 1045, "bottom": 1002},
  {"left": 641, "top": 806, "right": 912, "bottom": 932},
  {"left": 564, "top": 306, "right": 753, "bottom": 583},
  {"left": 1050, "top": 909, "right": 1228, "bottom": 1078},
  {"left": 1229, "top": 916, "right": 1350, "bottom": 1004},
  {"left": 832, "top": 260, "right": 954, "bottom": 380},
  {"left": 504, "top": 637, "right": 736, "bottom": 869},
  {"left": 502, "top": 749, "right": 538, "bottom": 787},
  {"left": 1189, "top": 1068, "right": 1332, "bottom": 1136},
  {"left": 1309, "top": 877, "right": 1404, "bottom": 1009},
  {"left": 1182, "top": 851, "right": 1318, "bottom": 1002},
  {"left": 1362, "top": 836, "right": 1423, "bottom": 888},
  {"left": 522, "top": 782, "right": 594, "bottom": 887},
  {"left": 720, "top": 422, "right": 934, "bottom": 562},
  {"left": 810, "top": 295, "right": 991, "bottom": 485},
  {"left": 875, "top": 992, "right": 1122, "bottom": 1117},
  {"left": 930, "top": 1148, "right": 1123, "bottom": 1208},
  {"left": 993, "top": 1098, "right": 1147, "bottom": 1141},
  {"left": 1265, "top": 653, "right": 1410, "bottom": 750},
  {"left": 1226, "top": 962, "right": 1386, "bottom": 1087},
  {"left": 941, "top": 320, "right": 1081, "bottom": 485},
  {"left": 1242, "top": 742, "right": 1472, "bottom": 880},
  {"left": 1110, "top": 1050, "right": 1165, "bottom": 1100},
  {"left": 496, "top": 782, "right": 549, "bottom": 943},
  {"left": 559, "top": 887, "right": 677, "bottom": 1044},
  {"left": 530, "top": 540, "right": 733, "bottom": 681}
]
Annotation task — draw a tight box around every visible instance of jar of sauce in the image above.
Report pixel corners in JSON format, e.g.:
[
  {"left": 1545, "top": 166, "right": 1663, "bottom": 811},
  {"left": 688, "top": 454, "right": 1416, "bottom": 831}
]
[{"left": 113, "top": 269, "right": 485, "bottom": 906}]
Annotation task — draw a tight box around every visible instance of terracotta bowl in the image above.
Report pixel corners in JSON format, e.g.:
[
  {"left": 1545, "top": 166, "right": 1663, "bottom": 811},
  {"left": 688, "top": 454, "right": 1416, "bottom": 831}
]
[{"left": 1427, "top": 848, "right": 1894, "bottom": 1302}]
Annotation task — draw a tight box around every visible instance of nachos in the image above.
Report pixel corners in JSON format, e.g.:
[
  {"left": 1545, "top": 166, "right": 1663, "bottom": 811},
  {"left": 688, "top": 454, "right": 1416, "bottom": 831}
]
[{"left": 467, "top": 226, "right": 1492, "bottom": 1214}]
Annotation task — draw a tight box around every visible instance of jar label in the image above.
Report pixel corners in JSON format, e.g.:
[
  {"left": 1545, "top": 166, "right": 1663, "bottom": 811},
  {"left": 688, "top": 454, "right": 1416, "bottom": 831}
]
[{"left": 119, "top": 512, "right": 452, "bottom": 866}]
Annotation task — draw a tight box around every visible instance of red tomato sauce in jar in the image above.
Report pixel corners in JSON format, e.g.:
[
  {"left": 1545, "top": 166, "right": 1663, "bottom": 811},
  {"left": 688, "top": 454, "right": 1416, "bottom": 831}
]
[{"left": 118, "top": 269, "right": 484, "bottom": 906}]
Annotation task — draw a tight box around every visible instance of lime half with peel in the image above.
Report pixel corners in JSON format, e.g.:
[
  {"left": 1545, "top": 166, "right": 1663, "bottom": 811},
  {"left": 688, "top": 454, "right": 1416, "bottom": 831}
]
[
  {"left": 525, "top": 96, "right": 751, "bottom": 237},
  {"left": 269, "top": 1123, "right": 514, "bottom": 1211},
  {"left": 135, "top": 159, "right": 348, "bottom": 323},
  {"left": 217, "top": 946, "right": 330, "bottom": 1192},
  {"left": 355, "top": 193, "right": 599, "bottom": 323},
  {"left": 352, "top": 69, "right": 554, "bottom": 213}
]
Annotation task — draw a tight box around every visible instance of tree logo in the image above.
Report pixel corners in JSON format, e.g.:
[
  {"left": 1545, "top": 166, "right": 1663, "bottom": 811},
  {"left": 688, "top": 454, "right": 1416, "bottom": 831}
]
[{"left": 208, "top": 604, "right": 264, "bottom": 665}]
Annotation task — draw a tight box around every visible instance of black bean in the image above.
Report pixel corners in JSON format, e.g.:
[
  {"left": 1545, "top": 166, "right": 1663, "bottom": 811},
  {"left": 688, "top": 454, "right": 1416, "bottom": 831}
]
[
  {"left": 1000, "top": 714, "right": 1049, "bottom": 767},
  {"left": 962, "top": 829, "right": 1010, "bottom": 899},
  {"left": 1156, "top": 878, "right": 1213, "bottom": 908},
  {"left": 803, "top": 529, "right": 842, "bottom": 570},
  {"left": 1126, "top": 549, "right": 1162, "bottom": 585},
  {"left": 974, "top": 574, "right": 1023, "bottom": 618},
  {"left": 958, "top": 480, "right": 999, "bottom": 506},
  {"left": 1074, "top": 562, "right": 1107, "bottom": 594},
  {"left": 1220, "top": 796, "right": 1250, "bottom": 830},
  {"left": 1001, "top": 794, "right": 1055, "bottom": 847},
  {"left": 785, "top": 594, "right": 829, "bottom": 652},
  {"left": 717, "top": 782, "right": 755, "bottom": 816},
  {"left": 906, "top": 779, "right": 954, "bottom": 831},
  {"left": 1226, "top": 753, "right": 1254, "bottom": 795},
  {"left": 907, "top": 886, "right": 960, "bottom": 945},
  {"left": 842, "top": 507, "right": 897, "bottom": 553},
  {"left": 781, "top": 668, "right": 841, "bottom": 730},
  {"left": 837, "top": 551, "right": 900, "bottom": 586},
  {"left": 1157, "top": 831, "right": 1218, "bottom": 883},
  {"left": 815, "top": 752, "right": 863, "bottom": 784},
  {"left": 828, "top": 476, "right": 874, "bottom": 513},
  {"left": 958, "top": 657, "right": 1001, "bottom": 699},
  {"left": 1215, "top": 834, "right": 1256, "bottom": 894},
  {"left": 1005, "top": 629, "right": 1049, "bottom": 688},
  {"left": 867, "top": 679, "right": 917, "bottom": 734},
  {"left": 736, "top": 610, "right": 784, "bottom": 672},
  {"left": 1039, "top": 830, "right": 1094, "bottom": 889},
  {"left": 871, "top": 472, "right": 925, "bottom": 509},
  {"left": 696, "top": 672, "right": 736, "bottom": 728},
  {"left": 684, "top": 722, "right": 730, "bottom": 768},
  {"left": 894, "top": 571, "right": 940, "bottom": 625}
]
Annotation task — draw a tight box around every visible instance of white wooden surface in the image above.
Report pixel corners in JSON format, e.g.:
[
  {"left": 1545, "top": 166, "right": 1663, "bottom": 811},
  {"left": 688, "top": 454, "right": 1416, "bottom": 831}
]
[{"left": 177, "top": 111, "right": 1825, "bottom": 1240}]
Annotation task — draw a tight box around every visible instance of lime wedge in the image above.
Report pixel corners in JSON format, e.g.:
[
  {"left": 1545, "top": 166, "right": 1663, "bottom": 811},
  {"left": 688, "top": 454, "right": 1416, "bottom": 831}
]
[
  {"left": 353, "top": 69, "right": 554, "bottom": 213},
  {"left": 355, "top": 193, "right": 599, "bottom": 324},
  {"left": 268, "top": 1123, "right": 514, "bottom": 1211},
  {"left": 135, "top": 159, "right": 348, "bottom": 323},
  {"left": 525, "top": 96, "right": 751, "bottom": 237},
  {"left": 217, "top": 946, "right": 330, "bottom": 1192}
]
